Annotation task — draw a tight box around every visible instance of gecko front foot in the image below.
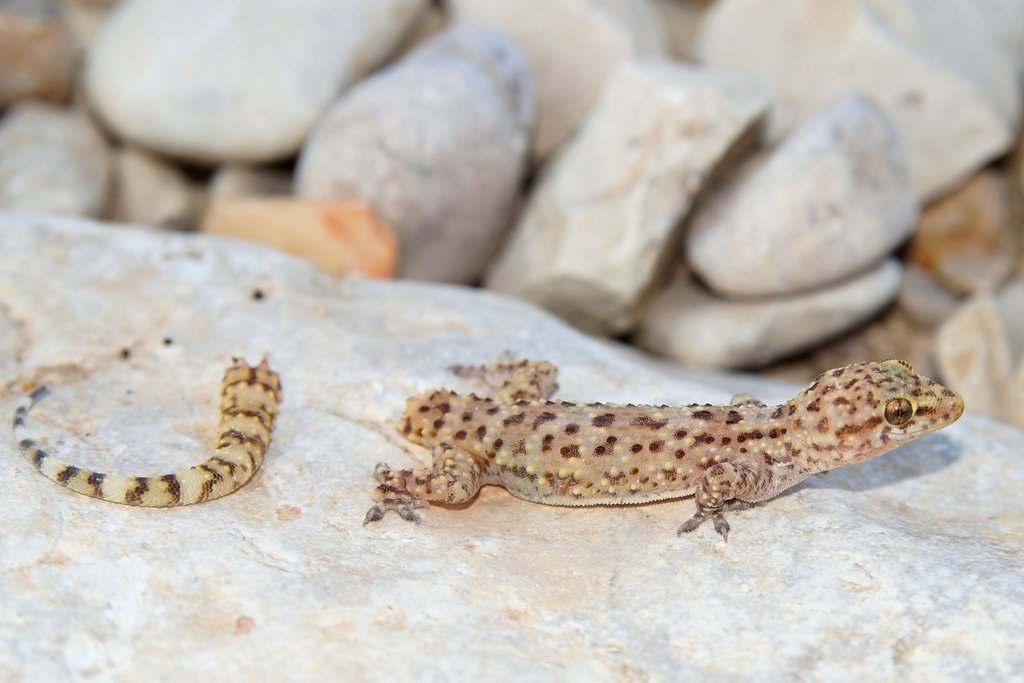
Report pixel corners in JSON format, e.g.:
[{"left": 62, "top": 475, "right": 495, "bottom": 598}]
[
  {"left": 363, "top": 497, "right": 429, "bottom": 525},
  {"left": 676, "top": 500, "right": 758, "bottom": 541},
  {"left": 677, "top": 510, "right": 731, "bottom": 540}
]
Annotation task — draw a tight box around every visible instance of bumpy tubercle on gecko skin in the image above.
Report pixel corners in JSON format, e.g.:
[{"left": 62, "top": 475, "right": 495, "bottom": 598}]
[{"left": 364, "top": 358, "right": 964, "bottom": 540}]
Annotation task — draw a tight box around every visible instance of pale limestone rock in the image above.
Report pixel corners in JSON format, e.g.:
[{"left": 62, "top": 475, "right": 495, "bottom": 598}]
[
  {"left": 696, "top": 0, "right": 1024, "bottom": 199},
  {"left": 936, "top": 281, "right": 1024, "bottom": 427},
  {"left": 84, "top": 0, "right": 428, "bottom": 163},
  {"left": 687, "top": 94, "right": 918, "bottom": 297},
  {"left": 200, "top": 197, "right": 398, "bottom": 278},
  {"left": 296, "top": 25, "right": 533, "bottom": 284},
  {"left": 907, "top": 170, "right": 1016, "bottom": 296},
  {"left": 59, "top": 0, "right": 114, "bottom": 53},
  {"left": 392, "top": 1, "right": 448, "bottom": 57},
  {"left": 763, "top": 308, "right": 940, "bottom": 388},
  {"left": 486, "top": 61, "right": 769, "bottom": 335},
  {"left": 897, "top": 264, "right": 960, "bottom": 328},
  {"left": 650, "top": 0, "right": 707, "bottom": 60},
  {"left": 209, "top": 164, "right": 292, "bottom": 199},
  {"left": 0, "top": 213, "right": 1022, "bottom": 680},
  {"left": 449, "top": 0, "right": 666, "bottom": 158},
  {"left": 636, "top": 259, "right": 903, "bottom": 368},
  {"left": 0, "top": 0, "right": 76, "bottom": 108},
  {"left": 111, "top": 146, "right": 200, "bottom": 230},
  {"left": 0, "top": 102, "right": 111, "bottom": 217}
]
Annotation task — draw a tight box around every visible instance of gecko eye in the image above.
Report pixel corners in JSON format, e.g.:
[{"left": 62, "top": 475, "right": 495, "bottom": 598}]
[{"left": 884, "top": 398, "right": 915, "bottom": 426}]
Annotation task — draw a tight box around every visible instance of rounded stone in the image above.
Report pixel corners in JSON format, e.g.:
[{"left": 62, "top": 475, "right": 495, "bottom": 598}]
[
  {"left": 84, "top": 0, "right": 428, "bottom": 163},
  {"left": 0, "top": 101, "right": 112, "bottom": 218},
  {"left": 111, "top": 147, "right": 200, "bottom": 230},
  {"left": 687, "top": 94, "right": 918, "bottom": 298},
  {"left": 907, "top": 170, "right": 1016, "bottom": 296},
  {"left": 0, "top": 0, "right": 76, "bottom": 108},
  {"left": 448, "top": 0, "right": 666, "bottom": 159},
  {"left": 295, "top": 24, "right": 534, "bottom": 284},
  {"left": 636, "top": 259, "right": 904, "bottom": 369},
  {"left": 696, "top": 0, "right": 1022, "bottom": 199}
]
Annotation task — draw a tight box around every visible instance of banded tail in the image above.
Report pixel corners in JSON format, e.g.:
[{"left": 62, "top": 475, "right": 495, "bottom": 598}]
[{"left": 12, "top": 358, "right": 282, "bottom": 507}]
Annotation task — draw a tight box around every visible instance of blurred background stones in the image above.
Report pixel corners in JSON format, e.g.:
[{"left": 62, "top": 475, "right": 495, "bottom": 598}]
[
  {"left": 295, "top": 24, "right": 534, "bottom": 283},
  {"left": 0, "top": 0, "right": 76, "bottom": 108},
  {"left": 0, "top": 0, "right": 1022, "bottom": 427},
  {"left": 486, "top": 61, "right": 768, "bottom": 334}
]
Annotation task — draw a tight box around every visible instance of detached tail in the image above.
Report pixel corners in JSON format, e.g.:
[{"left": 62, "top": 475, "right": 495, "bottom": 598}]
[{"left": 12, "top": 358, "right": 282, "bottom": 507}]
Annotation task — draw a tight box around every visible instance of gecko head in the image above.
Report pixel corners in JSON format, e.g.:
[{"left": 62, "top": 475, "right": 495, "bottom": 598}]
[{"left": 791, "top": 360, "right": 964, "bottom": 467}]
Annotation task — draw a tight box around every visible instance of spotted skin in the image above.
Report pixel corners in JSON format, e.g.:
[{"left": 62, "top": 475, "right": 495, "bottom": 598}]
[
  {"left": 364, "top": 359, "right": 964, "bottom": 539},
  {"left": 12, "top": 358, "right": 281, "bottom": 506}
]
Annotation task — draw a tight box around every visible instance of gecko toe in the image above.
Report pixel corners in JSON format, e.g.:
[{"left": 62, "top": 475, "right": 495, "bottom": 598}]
[
  {"left": 363, "top": 504, "right": 386, "bottom": 526},
  {"left": 396, "top": 504, "right": 423, "bottom": 524},
  {"left": 712, "top": 513, "right": 730, "bottom": 541},
  {"left": 676, "top": 514, "right": 705, "bottom": 536}
]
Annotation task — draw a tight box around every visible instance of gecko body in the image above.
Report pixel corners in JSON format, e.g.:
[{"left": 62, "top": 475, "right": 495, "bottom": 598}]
[
  {"left": 12, "top": 357, "right": 281, "bottom": 506},
  {"left": 365, "top": 359, "right": 964, "bottom": 538}
]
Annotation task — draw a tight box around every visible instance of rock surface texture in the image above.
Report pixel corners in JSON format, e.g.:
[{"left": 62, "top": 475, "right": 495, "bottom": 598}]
[
  {"left": 696, "top": 0, "right": 1024, "bottom": 199},
  {"left": 487, "top": 61, "right": 769, "bottom": 334},
  {"left": 686, "top": 94, "right": 918, "bottom": 297},
  {"left": 84, "top": 0, "right": 427, "bottom": 163},
  {"left": 296, "top": 25, "right": 534, "bottom": 284},
  {"left": 0, "top": 102, "right": 112, "bottom": 217},
  {"left": 0, "top": 214, "right": 1021, "bottom": 681},
  {"left": 449, "top": 0, "right": 666, "bottom": 158}
]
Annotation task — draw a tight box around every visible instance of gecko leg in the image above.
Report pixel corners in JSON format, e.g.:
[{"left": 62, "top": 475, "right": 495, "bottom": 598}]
[
  {"left": 364, "top": 446, "right": 488, "bottom": 525},
  {"left": 449, "top": 359, "right": 558, "bottom": 402},
  {"left": 676, "top": 462, "right": 762, "bottom": 541}
]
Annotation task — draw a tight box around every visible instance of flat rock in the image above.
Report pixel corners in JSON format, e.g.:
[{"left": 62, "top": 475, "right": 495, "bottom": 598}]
[
  {"left": 687, "top": 94, "right": 918, "bottom": 297},
  {"left": 0, "top": 0, "right": 76, "bottom": 108},
  {"left": 449, "top": 0, "right": 666, "bottom": 158},
  {"left": 296, "top": 25, "right": 534, "bottom": 284},
  {"left": 907, "top": 170, "right": 1016, "bottom": 296},
  {"left": 84, "top": 0, "right": 428, "bottom": 163},
  {"left": 696, "top": 0, "right": 1024, "bottom": 199},
  {"left": 111, "top": 146, "right": 200, "bottom": 230},
  {"left": 0, "top": 102, "right": 112, "bottom": 218},
  {"left": 636, "top": 259, "right": 904, "bottom": 368},
  {"left": 1, "top": 213, "right": 1022, "bottom": 680},
  {"left": 486, "top": 61, "right": 769, "bottom": 334}
]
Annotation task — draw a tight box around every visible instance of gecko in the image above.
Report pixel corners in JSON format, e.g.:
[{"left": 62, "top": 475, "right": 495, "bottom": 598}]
[
  {"left": 364, "top": 359, "right": 964, "bottom": 539},
  {"left": 12, "top": 357, "right": 281, "bottom": 506}
]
